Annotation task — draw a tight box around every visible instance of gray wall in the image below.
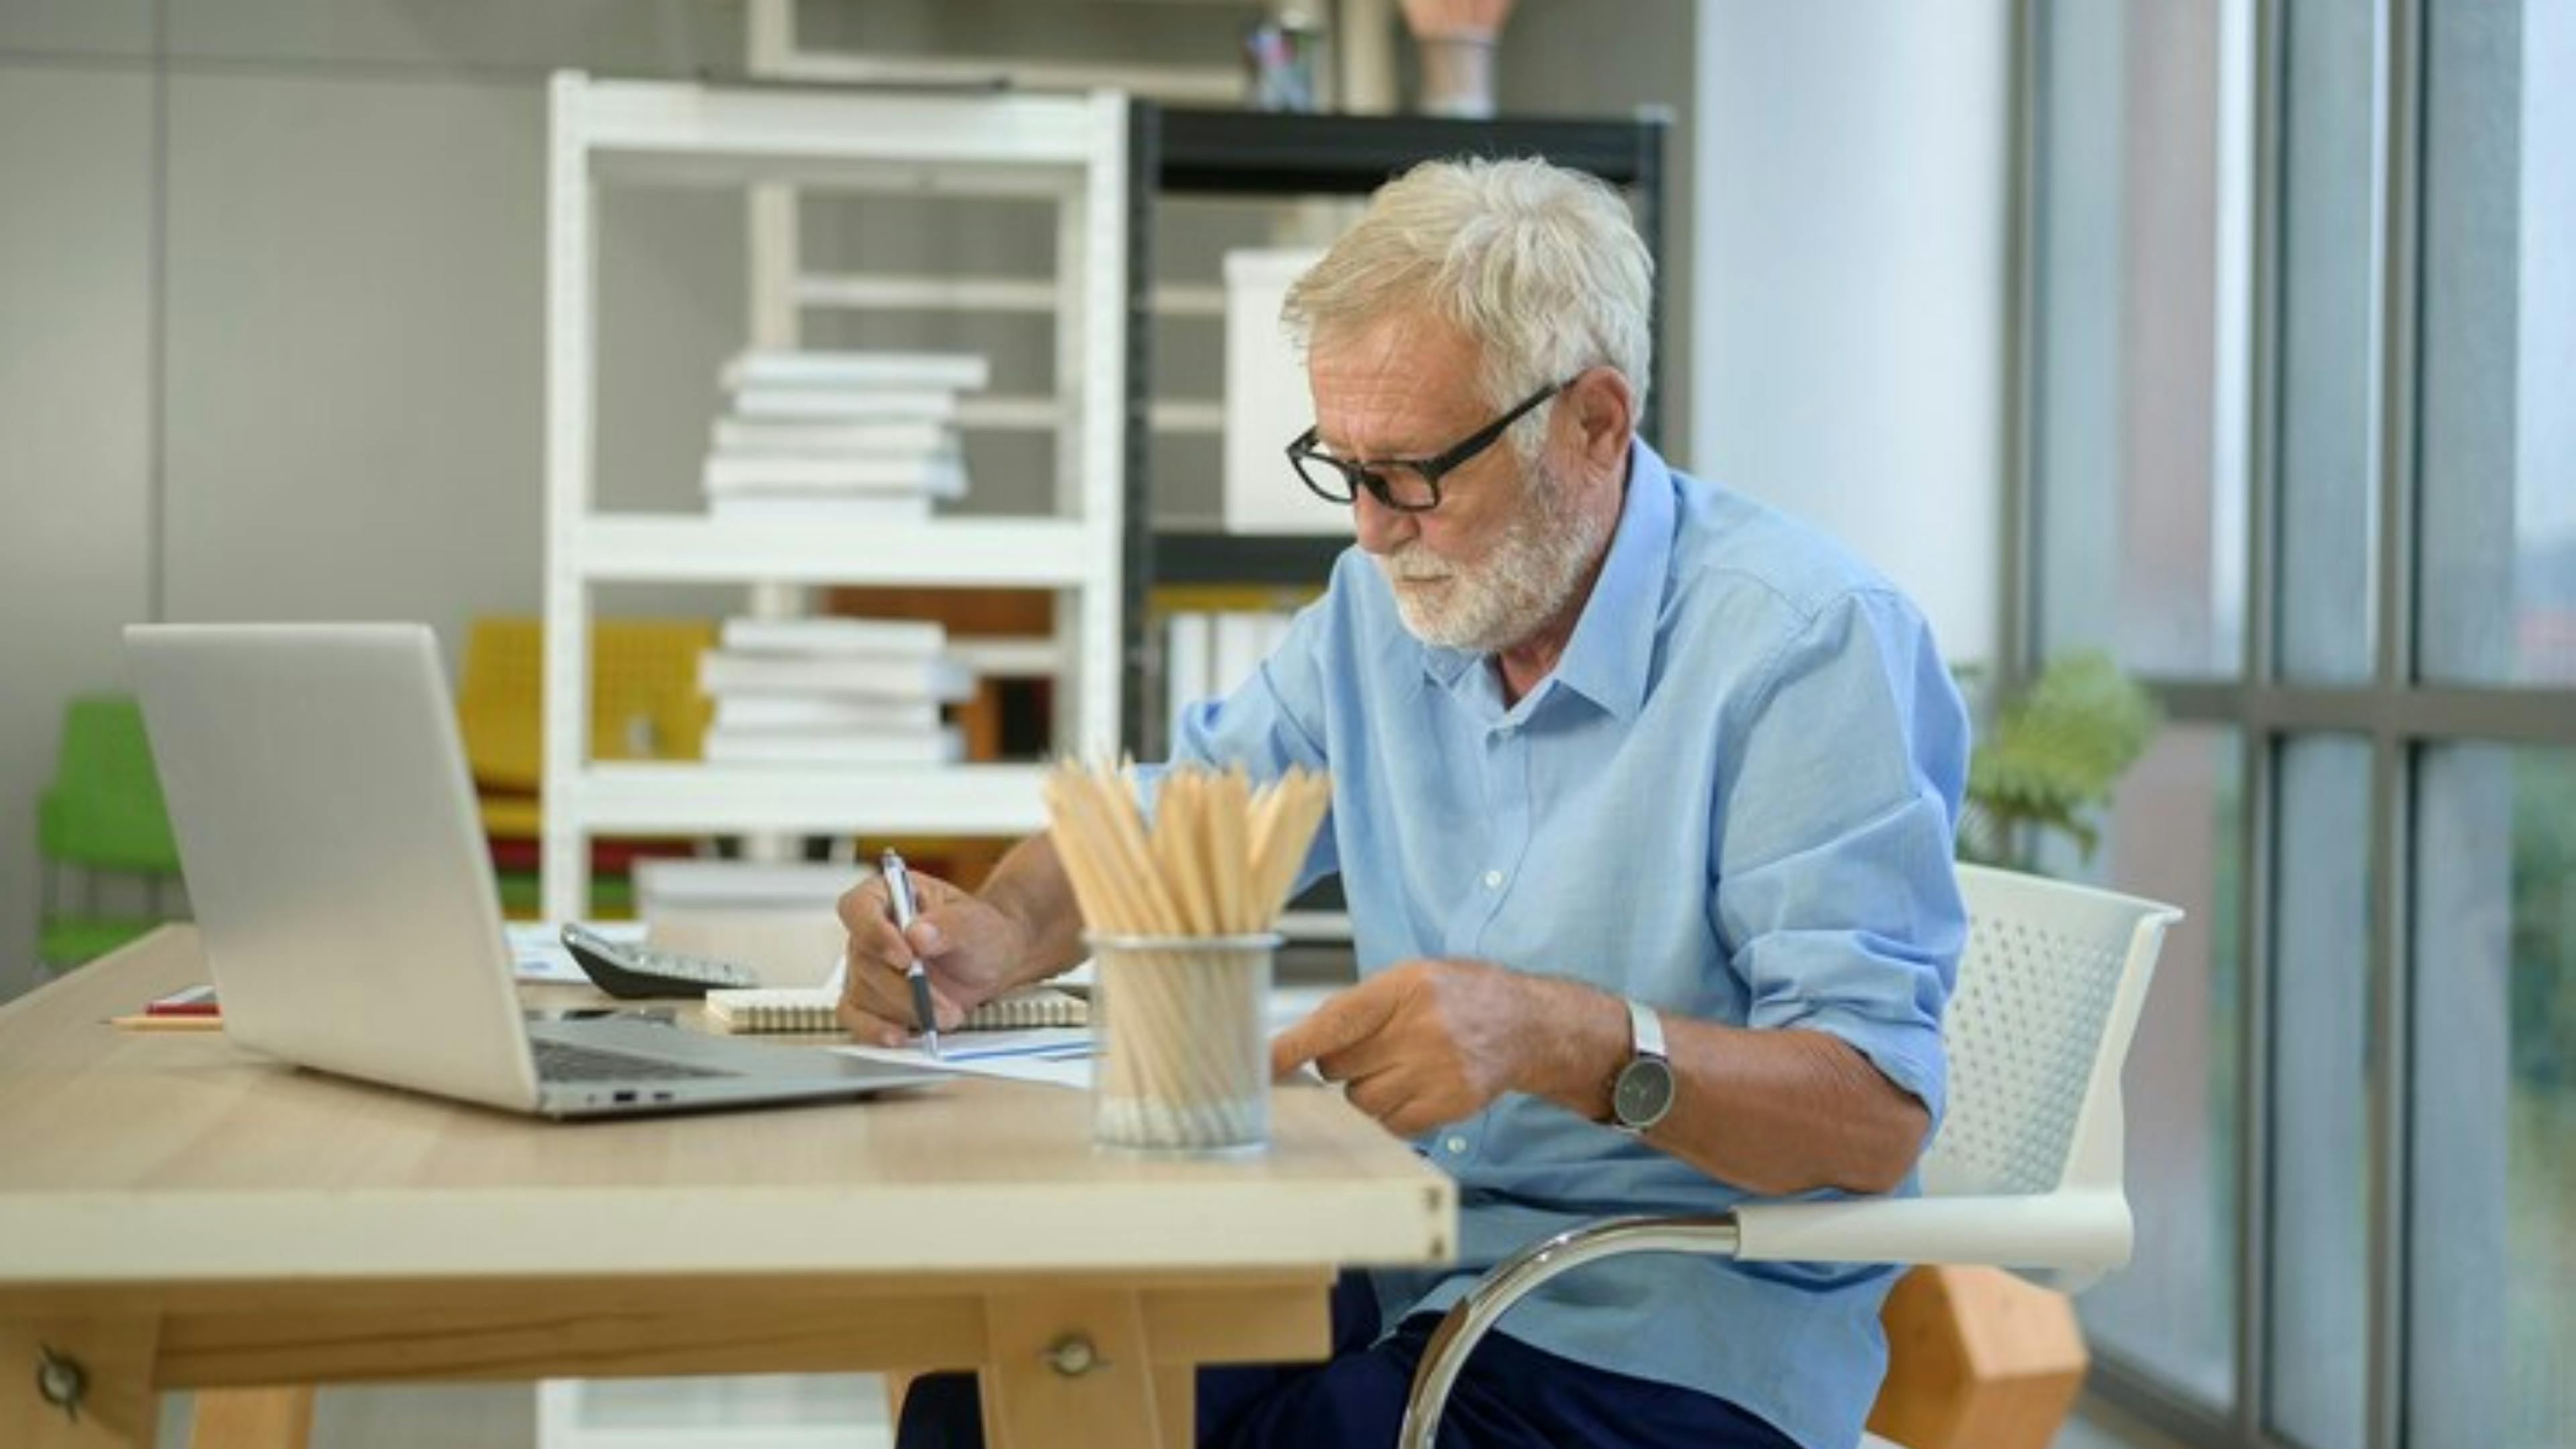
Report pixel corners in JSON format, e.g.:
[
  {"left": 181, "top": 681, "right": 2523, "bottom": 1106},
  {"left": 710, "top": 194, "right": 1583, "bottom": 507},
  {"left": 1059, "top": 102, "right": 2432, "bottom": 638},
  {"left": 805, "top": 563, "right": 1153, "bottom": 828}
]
[
  {"left": 1, "top": 52, "right": 159, "bottom": 1000},
  {"left": 0, "top": 1, "right": 744, "bottom": 1004},
  {"left": 0, "top": 0, "right": 1695, "bottom": 1002}
]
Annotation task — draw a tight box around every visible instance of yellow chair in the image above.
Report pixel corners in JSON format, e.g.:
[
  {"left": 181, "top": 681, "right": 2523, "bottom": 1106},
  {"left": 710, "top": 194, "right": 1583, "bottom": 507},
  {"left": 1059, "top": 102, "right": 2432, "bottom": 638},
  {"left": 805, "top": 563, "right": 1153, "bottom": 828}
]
[
  {"left": 458, "top": 619, "right": 714, "bottom": 915},
  {"left": 458, "top": 616, "right": 714, "bottom": 804}
]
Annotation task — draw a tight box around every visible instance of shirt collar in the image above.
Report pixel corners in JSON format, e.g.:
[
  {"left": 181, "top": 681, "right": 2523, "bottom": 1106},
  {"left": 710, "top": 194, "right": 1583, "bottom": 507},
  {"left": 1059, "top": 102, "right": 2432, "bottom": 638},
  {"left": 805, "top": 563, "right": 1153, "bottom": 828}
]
[{"left": 1413, "top": 439, "right": 1676, "bottom": 723}]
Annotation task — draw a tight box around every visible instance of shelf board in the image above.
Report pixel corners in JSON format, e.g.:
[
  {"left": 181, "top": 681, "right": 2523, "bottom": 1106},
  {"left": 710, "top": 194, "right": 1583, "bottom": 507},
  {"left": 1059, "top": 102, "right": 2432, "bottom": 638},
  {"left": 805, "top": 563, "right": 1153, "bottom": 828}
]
[
  {"left": 797, "top": 272, "right": 1058, "bottom": 313},
  {"left": 575, "top": 762, "right": 1050, "bottom": 836},
  {"left": 570, "top": 76, "right": 1110, "bottom": 186},
  {"left": 575, "top": 516, "right": 1106, "bottom": 586},
  {"left": 955, "top": 394, "right": 1066, "bottom": 431},
  {"left": 760, "top": 51, "right": 1242, "bottom": 106},
  {"left": 1276, "top": 910, "right": 1354, "bottom": 944},
  {"left": 1151, "top": 398, "right": 1223, "bottom": 434},
  {"left": 1150, "top": 531, "right": 1348, "bottom": 587},
  {"left": 949, "top": 635, "right": 1065, "bottom": 677},
  {"left": 796, "top": 274, "right": 1223, "bottom": 318},
  {"left": 1150, "top": 107, "right": 1665, "bottom": 195},
  {"left": 1152, "top": 283, "right": 1226, "bottom": 318},
  {"left": 951, "top": 396, "right": 1218, "bottom": 433}
]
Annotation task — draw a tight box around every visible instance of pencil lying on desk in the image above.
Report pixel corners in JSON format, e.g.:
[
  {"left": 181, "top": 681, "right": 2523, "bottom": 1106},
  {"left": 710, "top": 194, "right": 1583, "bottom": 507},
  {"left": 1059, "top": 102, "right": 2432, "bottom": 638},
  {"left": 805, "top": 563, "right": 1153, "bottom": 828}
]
[{"left": 107, "top": 1014, "right": 226, "bottom": 1032}]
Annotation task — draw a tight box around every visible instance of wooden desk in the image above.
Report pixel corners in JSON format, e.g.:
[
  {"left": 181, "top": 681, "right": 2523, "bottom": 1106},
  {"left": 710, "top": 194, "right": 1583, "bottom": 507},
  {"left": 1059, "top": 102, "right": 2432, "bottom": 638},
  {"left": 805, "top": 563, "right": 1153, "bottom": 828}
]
[{"left": 0, "top": 928, "right": 1454, "bottom": 1449}]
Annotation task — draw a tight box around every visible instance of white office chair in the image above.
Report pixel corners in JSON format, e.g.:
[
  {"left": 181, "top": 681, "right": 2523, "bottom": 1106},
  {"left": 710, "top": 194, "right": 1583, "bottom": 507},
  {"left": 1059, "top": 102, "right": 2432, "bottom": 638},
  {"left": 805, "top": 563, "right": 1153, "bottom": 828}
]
[{"left": 1399, "top": 863, "right": 2182, "bottom": 1449}]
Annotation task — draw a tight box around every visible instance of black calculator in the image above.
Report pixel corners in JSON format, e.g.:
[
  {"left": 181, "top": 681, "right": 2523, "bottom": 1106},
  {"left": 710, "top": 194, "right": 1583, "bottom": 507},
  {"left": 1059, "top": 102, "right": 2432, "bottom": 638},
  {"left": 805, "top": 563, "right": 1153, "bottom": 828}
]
[{"left": 559, "top": 924, "right": 760, "bottom": 999}]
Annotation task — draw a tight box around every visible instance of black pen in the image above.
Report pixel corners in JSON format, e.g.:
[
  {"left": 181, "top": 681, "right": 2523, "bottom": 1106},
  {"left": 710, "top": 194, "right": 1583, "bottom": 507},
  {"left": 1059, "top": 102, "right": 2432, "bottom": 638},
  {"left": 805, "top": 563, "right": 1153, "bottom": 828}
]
[{"left": 881, "top": 847, "right": 942, "bottom": 1059}]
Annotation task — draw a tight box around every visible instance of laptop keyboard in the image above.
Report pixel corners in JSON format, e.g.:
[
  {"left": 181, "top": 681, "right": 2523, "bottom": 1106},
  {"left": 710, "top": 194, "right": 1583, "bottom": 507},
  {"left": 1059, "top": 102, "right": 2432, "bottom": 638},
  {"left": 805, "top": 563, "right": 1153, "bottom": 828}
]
[{"left": 531, "top": 1037, "right": 735, "bottom": 1083}]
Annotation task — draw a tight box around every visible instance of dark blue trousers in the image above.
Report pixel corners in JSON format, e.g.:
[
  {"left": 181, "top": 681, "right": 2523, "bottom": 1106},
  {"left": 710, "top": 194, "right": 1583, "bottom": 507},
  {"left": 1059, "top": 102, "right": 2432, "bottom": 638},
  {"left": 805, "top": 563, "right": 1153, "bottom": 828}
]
[{"left": 897, "top": 1273, "right": 1799, "bottom": 1449}]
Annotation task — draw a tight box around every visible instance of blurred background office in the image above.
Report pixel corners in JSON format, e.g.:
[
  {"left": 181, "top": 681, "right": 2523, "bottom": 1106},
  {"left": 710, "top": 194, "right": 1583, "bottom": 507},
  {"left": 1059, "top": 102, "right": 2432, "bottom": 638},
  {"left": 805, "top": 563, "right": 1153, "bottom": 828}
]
[{"left": 0, "top": 2, "right": 2566, "bottom": 1448}]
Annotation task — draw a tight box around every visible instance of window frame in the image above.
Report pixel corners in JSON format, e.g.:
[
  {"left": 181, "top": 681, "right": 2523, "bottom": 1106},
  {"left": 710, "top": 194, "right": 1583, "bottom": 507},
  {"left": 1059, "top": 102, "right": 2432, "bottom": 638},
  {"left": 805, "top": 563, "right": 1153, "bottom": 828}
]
[{"left": 2014, "top": 2, "right": 2576, "bottom": 1446}]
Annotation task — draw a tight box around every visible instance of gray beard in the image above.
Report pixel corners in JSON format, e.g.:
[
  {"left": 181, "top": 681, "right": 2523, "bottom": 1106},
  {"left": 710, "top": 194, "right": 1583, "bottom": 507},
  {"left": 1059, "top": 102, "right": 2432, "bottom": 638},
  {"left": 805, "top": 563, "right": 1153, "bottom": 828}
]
[{"left": 1376, "top": 463, "right": 1613, "bottom": 654}]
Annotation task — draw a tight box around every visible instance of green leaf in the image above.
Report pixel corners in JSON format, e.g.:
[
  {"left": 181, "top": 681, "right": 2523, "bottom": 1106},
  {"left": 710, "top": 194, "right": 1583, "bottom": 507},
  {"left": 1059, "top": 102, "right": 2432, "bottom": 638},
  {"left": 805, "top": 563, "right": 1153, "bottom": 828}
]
[{"left": 1959, "top": 650, "right": 2160, "bottom": 866}]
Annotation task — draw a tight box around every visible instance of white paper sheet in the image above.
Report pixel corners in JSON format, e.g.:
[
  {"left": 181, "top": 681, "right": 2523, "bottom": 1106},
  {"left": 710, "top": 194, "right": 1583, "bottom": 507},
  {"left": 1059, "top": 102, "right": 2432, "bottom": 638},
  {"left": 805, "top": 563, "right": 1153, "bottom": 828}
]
[
  {"left": 828, "top": 988, "right": 1345, "bottom": 1095},
  {"left": 505, "top": 920, "right": 646, "bottom": 985},
  {"left": 834, "top": 1030, "right": 1096, "bottom": 1090}
]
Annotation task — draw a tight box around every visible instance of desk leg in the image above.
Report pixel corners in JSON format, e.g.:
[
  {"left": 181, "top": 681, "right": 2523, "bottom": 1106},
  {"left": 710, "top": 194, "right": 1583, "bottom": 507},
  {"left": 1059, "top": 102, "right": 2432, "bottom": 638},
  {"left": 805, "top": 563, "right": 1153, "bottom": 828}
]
[
  {"left": 3, "top": 1316, "right": 162, "bottom": 1448},
  {"left": 979, "top": 1289, "right": 1163, "bottom": 1449},
  {"left": 188, "top": 1388, "right": 315, "bottom": 1449}
]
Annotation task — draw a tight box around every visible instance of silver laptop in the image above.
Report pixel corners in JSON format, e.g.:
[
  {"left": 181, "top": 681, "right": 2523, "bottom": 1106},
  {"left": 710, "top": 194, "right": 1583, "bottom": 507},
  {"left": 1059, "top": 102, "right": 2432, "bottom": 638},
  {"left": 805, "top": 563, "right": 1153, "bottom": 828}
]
[{"left": 125, "top": 622, "right": 944, "bottom": 1119}]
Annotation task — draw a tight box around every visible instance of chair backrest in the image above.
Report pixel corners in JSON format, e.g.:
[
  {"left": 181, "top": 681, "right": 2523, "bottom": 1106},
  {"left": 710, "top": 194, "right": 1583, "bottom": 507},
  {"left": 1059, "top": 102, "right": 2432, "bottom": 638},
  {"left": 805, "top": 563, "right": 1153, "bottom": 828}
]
[
  {"left": 38, "top": 694, "right": 181, "bottom": 873},
  {"left": 1919, "top": 864, "right": 2182, "bottom": 1199},
  {"left": 456, "top": 617, "right": 715, "bottom": 792}
]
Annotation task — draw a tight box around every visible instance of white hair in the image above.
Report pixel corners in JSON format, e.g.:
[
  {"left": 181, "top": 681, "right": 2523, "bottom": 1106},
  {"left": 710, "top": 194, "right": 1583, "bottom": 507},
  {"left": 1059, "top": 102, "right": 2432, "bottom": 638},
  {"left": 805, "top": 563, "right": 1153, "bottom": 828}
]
[{"left": 1281, "top": 156, "right": 1654, "bottom": 455}]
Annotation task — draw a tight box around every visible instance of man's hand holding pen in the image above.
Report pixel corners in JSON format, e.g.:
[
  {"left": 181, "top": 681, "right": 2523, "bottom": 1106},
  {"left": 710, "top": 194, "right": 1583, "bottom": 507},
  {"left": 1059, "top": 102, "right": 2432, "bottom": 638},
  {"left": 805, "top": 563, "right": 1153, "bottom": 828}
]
[{"left": 833, "top": 858, "right": 1032, "bottom": 1050}]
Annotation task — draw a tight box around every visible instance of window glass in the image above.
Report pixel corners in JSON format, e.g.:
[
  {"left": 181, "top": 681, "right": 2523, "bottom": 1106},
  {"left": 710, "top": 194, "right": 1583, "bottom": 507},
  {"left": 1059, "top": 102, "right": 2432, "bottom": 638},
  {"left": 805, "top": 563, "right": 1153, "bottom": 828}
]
[
  {"left": 2265, "top": 734, "right": 2372, "bottom": 1449},
  {"left": 2417, "top": 1, "right": 2576, "bottom": 687},
  {"left": 2274, "top": 1, "right": 2383, "bottom": 683},
  {"left": 2410, "top": 744, "right": 2576, "bottom": 1447},
  {"left": 2066, "top": 726, "right": 2243, "bottom": 1407},
  {"left": 2035, "top": 0, "right": 2251, "bottom": 679}
]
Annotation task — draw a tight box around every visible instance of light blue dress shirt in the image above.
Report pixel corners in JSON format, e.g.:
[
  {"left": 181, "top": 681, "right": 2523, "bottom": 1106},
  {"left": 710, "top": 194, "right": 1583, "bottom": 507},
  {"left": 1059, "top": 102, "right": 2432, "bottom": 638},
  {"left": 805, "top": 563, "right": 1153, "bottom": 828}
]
[{"left": 1161, "top": 441, "right": 1969, "bottom": 1449}]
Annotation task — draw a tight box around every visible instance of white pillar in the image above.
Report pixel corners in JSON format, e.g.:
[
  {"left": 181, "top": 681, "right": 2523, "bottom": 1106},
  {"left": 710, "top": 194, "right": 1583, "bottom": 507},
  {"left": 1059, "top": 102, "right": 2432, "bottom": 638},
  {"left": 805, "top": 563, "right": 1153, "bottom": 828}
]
[{"left": 1689, "top": 0, "right": 2011, "bottom": 666}]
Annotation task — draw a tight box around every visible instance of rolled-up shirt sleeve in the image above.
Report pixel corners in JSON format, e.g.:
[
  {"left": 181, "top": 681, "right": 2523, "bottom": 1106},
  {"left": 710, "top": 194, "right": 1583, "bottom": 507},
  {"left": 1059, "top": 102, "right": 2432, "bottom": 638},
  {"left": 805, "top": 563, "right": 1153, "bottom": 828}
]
[{"left": 1711, "top": 588, "right": 1968, "bottom": 1126}]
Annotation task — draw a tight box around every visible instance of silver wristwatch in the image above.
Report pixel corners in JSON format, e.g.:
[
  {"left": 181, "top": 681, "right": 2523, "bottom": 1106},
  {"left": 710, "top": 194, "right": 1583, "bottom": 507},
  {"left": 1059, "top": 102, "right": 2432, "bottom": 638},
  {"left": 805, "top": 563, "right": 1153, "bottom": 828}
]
[{"left": 1609, "top": 998, "right": 1675, "bottom": 1134}]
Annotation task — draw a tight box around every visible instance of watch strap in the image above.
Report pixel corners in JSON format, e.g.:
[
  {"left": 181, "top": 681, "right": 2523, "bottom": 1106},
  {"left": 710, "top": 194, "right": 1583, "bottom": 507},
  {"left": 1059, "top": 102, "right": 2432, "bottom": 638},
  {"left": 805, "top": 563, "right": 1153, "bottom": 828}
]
[{"left": 1627, "top": 997, "right": 1666, "bottom": 1061}]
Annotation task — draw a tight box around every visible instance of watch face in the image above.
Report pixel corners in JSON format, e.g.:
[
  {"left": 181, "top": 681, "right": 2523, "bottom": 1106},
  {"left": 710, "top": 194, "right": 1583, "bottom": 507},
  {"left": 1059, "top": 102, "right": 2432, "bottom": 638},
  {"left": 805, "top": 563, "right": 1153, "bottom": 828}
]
[{"left": 1613, "top": 1058, "right": 1675, "bottom": 1128}]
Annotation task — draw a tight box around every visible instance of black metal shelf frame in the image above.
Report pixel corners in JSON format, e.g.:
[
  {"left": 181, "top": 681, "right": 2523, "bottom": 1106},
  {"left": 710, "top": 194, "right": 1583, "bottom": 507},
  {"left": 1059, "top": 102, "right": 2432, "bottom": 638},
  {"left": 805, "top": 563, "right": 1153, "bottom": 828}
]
[{"left": 1120, "top": 103, "right": 1670, "bottom": 752}]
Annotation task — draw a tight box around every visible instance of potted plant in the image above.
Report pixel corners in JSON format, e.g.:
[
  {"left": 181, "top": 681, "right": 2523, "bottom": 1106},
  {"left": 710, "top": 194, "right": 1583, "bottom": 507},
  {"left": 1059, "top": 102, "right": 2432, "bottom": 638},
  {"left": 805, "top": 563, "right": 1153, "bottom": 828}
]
[{"left": 1955, "top": 650, "right": 2162, "bottom": 871}]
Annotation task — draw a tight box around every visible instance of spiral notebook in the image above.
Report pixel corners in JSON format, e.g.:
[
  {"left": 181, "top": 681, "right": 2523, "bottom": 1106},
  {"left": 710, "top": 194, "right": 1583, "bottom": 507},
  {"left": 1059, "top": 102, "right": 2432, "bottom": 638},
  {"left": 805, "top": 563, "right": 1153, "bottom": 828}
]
[{"left": 705, "top": 984, "right": 1088, "bottom": 1035}]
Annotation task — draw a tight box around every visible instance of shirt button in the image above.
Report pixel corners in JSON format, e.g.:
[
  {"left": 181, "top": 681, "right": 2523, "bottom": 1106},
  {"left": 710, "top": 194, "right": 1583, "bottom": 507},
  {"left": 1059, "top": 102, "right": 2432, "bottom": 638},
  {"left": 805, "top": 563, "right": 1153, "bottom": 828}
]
[
  {"left": 1483, "top": 869, "right": 1504, "bottom": 889},
  {"left": 1444, "top": 1136, "right": 1468, "bottom": 1155}
]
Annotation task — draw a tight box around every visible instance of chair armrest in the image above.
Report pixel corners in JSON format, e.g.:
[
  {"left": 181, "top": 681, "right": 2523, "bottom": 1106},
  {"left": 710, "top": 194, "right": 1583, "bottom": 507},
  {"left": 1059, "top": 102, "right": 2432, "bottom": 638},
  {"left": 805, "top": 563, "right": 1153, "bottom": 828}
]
[
  {"left": 1733, "top": 1190, "right": 2132, "bottom": 1281},
  {"left": 1400, "top": 1215, "right": 1739, "bottom": 1449},
  {"left": 1401, "top": 1195, "right": 2132, "bottom": 1447}
]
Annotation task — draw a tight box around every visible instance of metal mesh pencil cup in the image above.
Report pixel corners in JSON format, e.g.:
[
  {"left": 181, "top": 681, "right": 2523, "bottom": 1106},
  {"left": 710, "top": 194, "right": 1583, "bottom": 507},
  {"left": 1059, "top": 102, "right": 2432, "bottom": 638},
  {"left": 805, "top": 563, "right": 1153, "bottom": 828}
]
[{"left": 1085, "top": 932, "right": 1281, "bottom": 1152}]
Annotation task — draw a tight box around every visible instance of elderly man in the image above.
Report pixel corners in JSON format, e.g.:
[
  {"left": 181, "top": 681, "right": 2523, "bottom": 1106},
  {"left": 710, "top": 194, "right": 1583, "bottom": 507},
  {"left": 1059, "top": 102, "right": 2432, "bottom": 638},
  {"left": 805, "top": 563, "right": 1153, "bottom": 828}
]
[{"left": 844, "top": 156, "right": 1967, "bottom": 1449}]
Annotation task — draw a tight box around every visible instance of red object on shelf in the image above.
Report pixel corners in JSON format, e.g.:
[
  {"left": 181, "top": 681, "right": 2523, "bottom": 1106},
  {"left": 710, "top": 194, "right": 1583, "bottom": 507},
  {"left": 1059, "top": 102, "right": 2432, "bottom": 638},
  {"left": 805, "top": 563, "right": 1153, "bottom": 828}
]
[
  {"left": 144, "top": 984, "right": 220, "bottom": 1017},
  {"left": 485, "top": 837, "right": 694, "bottom": 874}
]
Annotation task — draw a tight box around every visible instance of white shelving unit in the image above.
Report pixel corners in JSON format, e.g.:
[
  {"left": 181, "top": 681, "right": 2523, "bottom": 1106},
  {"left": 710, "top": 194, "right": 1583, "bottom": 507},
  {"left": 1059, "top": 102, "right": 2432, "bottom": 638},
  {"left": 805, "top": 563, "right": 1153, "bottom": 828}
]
[
  {"left": 541, "top": 72, "right": 1128, "bottom": 919},
  {"left": 743, "top": 0, "right": 1241, "bottom": 105}
]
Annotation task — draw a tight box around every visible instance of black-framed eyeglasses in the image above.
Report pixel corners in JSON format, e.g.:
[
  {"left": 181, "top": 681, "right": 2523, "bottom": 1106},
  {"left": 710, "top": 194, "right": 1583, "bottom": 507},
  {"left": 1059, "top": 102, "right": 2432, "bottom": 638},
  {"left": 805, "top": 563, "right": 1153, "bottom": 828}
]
[{"left": 1285, "top": 378, "right": 1572, "bottom": 513}]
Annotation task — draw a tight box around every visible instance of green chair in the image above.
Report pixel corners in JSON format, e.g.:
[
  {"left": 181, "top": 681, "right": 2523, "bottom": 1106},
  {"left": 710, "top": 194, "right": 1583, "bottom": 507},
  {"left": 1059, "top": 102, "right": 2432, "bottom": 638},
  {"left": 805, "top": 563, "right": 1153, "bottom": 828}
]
[{"left": 36, "top": 694, "right": 184, "bottom": 972}]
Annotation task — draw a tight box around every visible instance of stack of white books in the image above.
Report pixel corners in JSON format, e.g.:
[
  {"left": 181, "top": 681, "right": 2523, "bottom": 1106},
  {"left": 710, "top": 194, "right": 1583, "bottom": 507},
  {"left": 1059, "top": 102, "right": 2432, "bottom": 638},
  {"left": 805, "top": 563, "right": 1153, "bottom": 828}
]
[
  {"left": 702, "top": 350, "right": 988, "bottom": 524},
  {"left": 699, "top": 616, "right": 975, "bottom": 767}
]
